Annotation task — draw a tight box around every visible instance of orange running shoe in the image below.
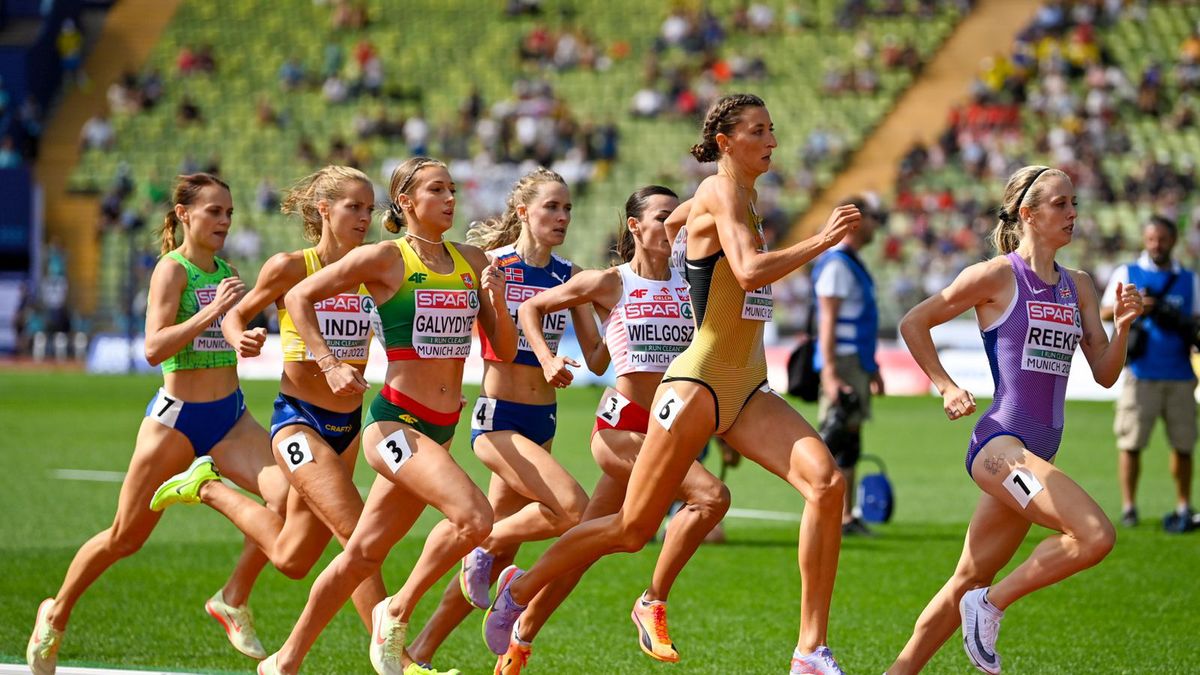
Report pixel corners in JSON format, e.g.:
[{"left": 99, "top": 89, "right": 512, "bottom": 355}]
[
  {"left": 493, "top": 636, "right": 532, "bottom": 675},
  {"left": 630, "top": 592, "right": 679, "bottom": 663}
]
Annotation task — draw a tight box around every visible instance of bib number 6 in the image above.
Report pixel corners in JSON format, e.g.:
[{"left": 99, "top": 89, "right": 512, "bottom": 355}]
[{"left": 653, "top": 387, "right": 684, "bottom": 431}]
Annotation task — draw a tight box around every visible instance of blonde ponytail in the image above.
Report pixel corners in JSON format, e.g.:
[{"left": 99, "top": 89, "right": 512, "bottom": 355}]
[
  {"left": 281, "top": 165, "right": 372, "bottom": 243},
  {"left": 467, "top": 167, "right": 566, "bottom": 251}
]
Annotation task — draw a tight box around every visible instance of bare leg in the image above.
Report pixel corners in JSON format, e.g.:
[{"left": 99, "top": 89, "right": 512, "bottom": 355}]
[
  {"left": 473, "top": 432, "right": 588, "bottom": 550},
  {"left": 1170, "top": 450, "right": 1193, "bottom": 510},
  {"left": 886, "top": 493, "right": 1030, "bottom": 675},
  {"left": 45, "top": 420, "right": 193, "bottom": 630},
  {"left": 722, "top": 390, "right": 845, "bottom": 653},
  {"left": 648, "top": 461, "right": 729, "bottom": 601},
  {"left": 1119, "top": 449, "right": 1141, "bottom": 513},
  {"left": 839, "top": 466, "right": 856, "bottom": 524}
]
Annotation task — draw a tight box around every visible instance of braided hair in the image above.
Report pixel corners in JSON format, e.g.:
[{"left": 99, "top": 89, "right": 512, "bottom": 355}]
[{"left": 689, "top": 94, "right": 767, "bottom": 163}]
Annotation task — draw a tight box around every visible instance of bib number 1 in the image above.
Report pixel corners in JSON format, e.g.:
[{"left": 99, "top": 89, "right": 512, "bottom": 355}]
[{"left": 1003, "top": 466, "right": 1044, "bottom": 509}]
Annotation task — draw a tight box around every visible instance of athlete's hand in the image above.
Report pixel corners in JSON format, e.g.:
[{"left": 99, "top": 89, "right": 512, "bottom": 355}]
[
  {"left": 324, "top": 361, "right": 369, "bottom": 396},
  {"left": 819, "top": 204, "right": 861, "bottom": 247},
  {"left": 821, "top": 372, "right": 851, "bottom": 404},
  {"left": 542, "top": 354, "right": 579, "bottom": 389},
  {"left": 234, "top": 327, "right": 267, "bottom": 358},
  {"left": 212, "top": 276, "right": 247, "bottom": 315},
  {"left": 942, "top": 384, "right": 976, "bottom": 421},
  {"left": 481, "top": 263, "right": 506, "bottom": 307},
  {"left": 1113, "top": 282, "right": 1143, "bottom": 331}
]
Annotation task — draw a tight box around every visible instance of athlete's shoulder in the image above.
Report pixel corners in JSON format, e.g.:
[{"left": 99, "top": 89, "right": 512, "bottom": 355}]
[
  {"left": 451, "top": 241, "right": 489, "bottom": 270},
  {"left": 260, "top": 250, "right": 308, "bottom": 282}
]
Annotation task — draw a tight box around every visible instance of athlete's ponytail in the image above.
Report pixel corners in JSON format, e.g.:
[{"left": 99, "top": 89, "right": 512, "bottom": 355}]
[
  {"left": 281, "top": 165, "right": 372, "bottom": 243},
  {"left": 383, "top": 157, "right": 446, "bottom": 234},
  {"left": 468, "top": 167, "right": 566, "bottom": 251},
  {"left": 992, "top": 165, "right": 1068, "bottom": 254},
  {"left": 615, "top": 185, "right": 679, "bottom": 263},
  {"left": 162, "top": 173, "right": 230, "bottom": 255},
  {"left": 690, "top": 94, "right": 766, "bottom": 163}
]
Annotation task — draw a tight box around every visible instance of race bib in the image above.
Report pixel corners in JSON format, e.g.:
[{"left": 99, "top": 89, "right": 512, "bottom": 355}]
[
  {"left": 1021, "top": 301, "right": 1081, "bottom": 377},
  {"left": 412, "top": 289, "right": 478, "bottom": 358},
  {"left": 741, "top": 284, "right": 774, "bottom": 321},
  {"left": 148, "top": 388, "right": 182, "bottom": 428},
  {"left": 472, "top": 397, "right": 497, "bottom": 431},
  {"left": 192, "top": 286, "right": 232, "bottom": 351},
  {"left": 653, "top": 387, "right": 685, "bottom": 431},
  {"left": 278, "top": 432, "right": 315, "bottom": 472},
  {"left": 596, "top": 388, "right": 631, "bottom": 425},
  {"left": 507, "top": 284, "right": 567, "bottom": 355},
  {"left": 307, "top": 293, "right": 374, "bottom": 362},
  {"left": 376, "top": 428, "right": 414, "bottom": 474}
]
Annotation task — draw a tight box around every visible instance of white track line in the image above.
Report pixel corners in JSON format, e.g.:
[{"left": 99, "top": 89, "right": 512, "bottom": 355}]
[
  {"left": 0, "top": 666, "right": 196, "bottom": 675},
  {"left": 50, "top": 469, "right": 805, "bottom": 523}
]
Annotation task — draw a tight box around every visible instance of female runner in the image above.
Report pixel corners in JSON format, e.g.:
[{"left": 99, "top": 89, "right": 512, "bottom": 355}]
[
  {"left": 482, "top": 94, "right": 861, "bottom": 675},
  {"left": 886, "top": 165, "right": 1141, "bottom": 674}
]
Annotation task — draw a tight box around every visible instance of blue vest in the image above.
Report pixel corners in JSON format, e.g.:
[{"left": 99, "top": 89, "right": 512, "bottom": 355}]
[
  {"left": 811, "top": 248, "right": 879, "bottom": 374},
  {"left": 1128, "top": 264, "right": 1197, "bottom": 381}
]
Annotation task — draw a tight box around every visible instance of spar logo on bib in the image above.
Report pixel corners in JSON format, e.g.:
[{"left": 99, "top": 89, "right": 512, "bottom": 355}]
[
  {"left": 314, "top": 295, "right": 365, "bottom": 312},
  {"left": 627, "top": 302, "right": 681, "bottom": 319},
  {"left": 417, "top": 290, "right": 474, "bottom": 309},
  {"left": 506, "top": 284, "right": 541, "bottom": 304},
  {"left": 1022, "top": 301, "right": 1082, "bottom": 376},
  {"left": 192, "top": 286, "right": 231, "bottom": 351}
]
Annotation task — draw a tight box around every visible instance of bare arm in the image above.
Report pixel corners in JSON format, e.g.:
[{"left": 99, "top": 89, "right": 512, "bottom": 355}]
[
  {"left": 665, "top": 198, "right": 692, "bottom": 243},
  {"left": 284, "top": 243, "right": 401, "bottom": 395},
  {"left": 817, "top": 294, "right": 847, "bottom": 402},
  {"left": 460, "top": 245, "right": 518, "bottom": 362},
  {"left": 899, "top": 260, "right": 1009, "bottom": 420},
  {"left": 520, "top": 268, "right": 621, "bottom": 385},
  {"left": 221, "top": 252, "right": 303, "bottom": 357},
  {"left": 1073, "top": 269, "right": 1141, "bottom": 387},
  {"left": 707, "top": 177, "right": 861, "bottom": 291},
  {"left": 144, "top": 259, "right": 245, "bottom": 367}
]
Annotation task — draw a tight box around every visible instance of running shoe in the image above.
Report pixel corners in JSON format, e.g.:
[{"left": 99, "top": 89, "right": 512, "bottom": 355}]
[
  {"left": 482, "top": 565, "right": 527, "bottom": 654},
  {"left": 1120, "top": 506, "right": 1138, "bottom": 528},
  {"left": 494, "top": 638, "right": 532, "bottom": 675},
  {"left": 26, "top": 598, "right": 62, "bottom": 675},
  {"left": 403, "top": 663, "right": 461, "bottom": 675},
  {"left": 257, "top": 653, "right": 281, "bottom": 675},
  {"left": 149, "top": 456, "right": 221, "bottom": 511},
  {"left": 960, "top": 587, "right": 1003, "bottom": 674},
  {"left": 630, "top": 592, "right": 679, "bottom": 662},
  {"left": 790, "top": 646, "right": 846, "bottom": 674},
  {"left": 459, "top": 546, "right": 495, "bottom": 609},
  {"left": 205, "top": 588, "right": 266, "bottom": 659},
  {"left": 371, "top": 597, "right": 407, "bottom": 675},
  {"left": 841, "top": 517, "right": 874, "bottom": 537}
]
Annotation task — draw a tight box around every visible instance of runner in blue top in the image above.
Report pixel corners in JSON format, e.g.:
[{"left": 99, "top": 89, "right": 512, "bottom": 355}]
[{"left": 887, "top": 166, "right": 1144, "bottom": 674}]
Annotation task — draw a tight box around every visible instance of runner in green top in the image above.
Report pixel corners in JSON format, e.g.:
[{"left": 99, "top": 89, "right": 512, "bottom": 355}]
[{"left": 26, "top": 174, "right": 292, "bottom": 675}]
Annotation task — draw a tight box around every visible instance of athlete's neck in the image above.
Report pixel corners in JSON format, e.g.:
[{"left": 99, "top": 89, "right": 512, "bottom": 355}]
[
  {"left": 405, "top": 226, "right": 450, "bottom": 265},
  {"left": 314, "top": 237, "right": 355, "bottom": 267},
  {"left": 629, "top": 251, "right": 669, "bottom": 281},
  {"left": 515, "top": 232, "right": 553, "bottom": 268},
  {"left": 716, "top": 159, "right": 759, "bottom": 195},
  {"left": 176, "top": 243, "right": 218, "bottom": 273},
  {"left": 1016, "top": 243, "right": 1059, "bottom": 284}
]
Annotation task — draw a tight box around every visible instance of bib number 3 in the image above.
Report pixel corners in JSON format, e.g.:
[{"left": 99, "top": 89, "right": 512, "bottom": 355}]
[
  {"left": 653, "top": 387, "right": 684, "bottom": 432},
  {"left": 1003, "top": 466, "right": 1044, "bottom": 509},
  {"left": 277, "top": 432, "right": 315, "bottom": 473},
  {"left": 376, "top": 429, "right": 414, "bottom": 474}
]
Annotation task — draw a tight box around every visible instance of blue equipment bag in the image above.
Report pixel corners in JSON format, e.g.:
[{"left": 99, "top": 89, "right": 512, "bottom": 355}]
[{"left": 856, "top": 454, "right": 893, "bottom": 524}]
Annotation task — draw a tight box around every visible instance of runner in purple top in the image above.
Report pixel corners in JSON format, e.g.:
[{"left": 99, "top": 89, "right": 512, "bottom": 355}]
[{"left": 886, "top": 166, "right": 1144, "bottom": 675}]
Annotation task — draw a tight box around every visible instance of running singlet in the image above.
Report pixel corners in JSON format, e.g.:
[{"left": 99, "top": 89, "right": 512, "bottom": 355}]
[
  {"left": 373, "top": 239, "right": 480, "bottom": 361},
  {"left": 160, "top": 250, "right": 237, "bottom": 373},
  {"left": 278, "top": 248, "right": 374, "bottom": 365},
  {"left": 663, "top": 205, "right": 773, "bottom": 433},
  {"left": 604, "top": 263, "right": 694, "bottom": 375},
  {"left": 968, "top": 252, "right": 1083, "bottom": 467},
  {"left": 480, "top": 244, "right": 573, "bottom": 367}
]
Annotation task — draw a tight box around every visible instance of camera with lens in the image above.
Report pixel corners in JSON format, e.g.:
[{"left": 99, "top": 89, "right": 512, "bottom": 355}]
[
  {"left": 1143, "top": 301, "right": 1200, "bottom": 349},
  {"left": 820, "top": 389, "right": 861, "bottom": 444}
]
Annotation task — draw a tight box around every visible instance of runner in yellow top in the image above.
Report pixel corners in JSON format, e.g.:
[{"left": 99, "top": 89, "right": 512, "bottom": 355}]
[
  {"left": 259, "top": 157, "right": 516, "bottom": 675},
  {"left": 27, "top": 174, "right": 291, "bottom": 674},
  {"left": 148, "top": 166, "right": 388, "bottom": 641},
  {"left": 481, "top": 94, "right": 862, "bottom": 675}
]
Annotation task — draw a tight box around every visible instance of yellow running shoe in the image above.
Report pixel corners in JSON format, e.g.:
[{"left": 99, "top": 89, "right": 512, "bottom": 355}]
[
  {"left": 149, "top": 456, "right": 221, "bottom": 511},
  {"left": 205, "top": 588, "right": 266, "bottom": 659},
  {"left": 404, "top": 663, "right": 461, "bottom": 675},
  {"left": 26, "top": 598, "right": 63, "bottom": 675},
  {"left": 630, "top": 592, "right": 679, "bottom": 663},
  {"left": 494, "top": 637, "right": 532, "bottom": 674}
]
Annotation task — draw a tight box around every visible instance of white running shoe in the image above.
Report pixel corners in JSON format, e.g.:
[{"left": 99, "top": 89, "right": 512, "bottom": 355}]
[
  {"left": 370, "top": 597, "right": 408, "bottom": 675},
  {"left": 960, "top": 587, "right": 1003, "bottom": 674},
  {"left": 205, "top": 588, "right": 267, "bottom": 659},
  {"left": 790, "top": 646, "right": 846, "bottom": 675},
  {"left": 258, "top": 653, "right": 282, "bottom": 675},
  {"left": 27, "top": 598, "right": 63, "bottom": 675}
]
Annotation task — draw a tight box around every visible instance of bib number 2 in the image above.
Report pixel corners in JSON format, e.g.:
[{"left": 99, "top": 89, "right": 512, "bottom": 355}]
[{"left": 277, "top": 432, "right": 315, "bottom": 473}]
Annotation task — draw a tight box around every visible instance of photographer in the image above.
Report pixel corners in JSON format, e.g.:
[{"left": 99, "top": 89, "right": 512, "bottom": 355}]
[
  {"left": 812, "top": 197, "right": 883, "bottom": 536},
  {"left": 1102, "top": 215, "right": 1199, "bottom": 531}
]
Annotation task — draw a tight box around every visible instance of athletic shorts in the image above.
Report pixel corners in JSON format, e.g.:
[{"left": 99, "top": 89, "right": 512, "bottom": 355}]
[
  {"left": 145, "top": 387, "right": 246, "bottom": 457},
  {"left": 1114, "top": 376, "right": 1198, "bottom": 453},
  {"left": 470, "top": 397, "right": 557, "bottom": 447},
  {"left": 364, "top": 384, "right": 460, "bottom": 446},
  {"left": 592, "top": 387, "right": 650, "bottom": 436},
  {"left": 270, "top": 393, "right": 362, "bottom": 455},
  {"left": 817, "top": 354, "right": 874, "bottom": 426}
]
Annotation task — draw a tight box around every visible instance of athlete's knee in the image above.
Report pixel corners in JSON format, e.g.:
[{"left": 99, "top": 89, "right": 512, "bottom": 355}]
[
  {"left": 104, "top": 526, "right": 149, "bottom": 559},
  {"left": 553, "top": 486, "right": 589, "bottom": 532},
  {"left": 275, "top": 555, "right": 316, "bottom": 580},
  {"left": 1077, "top": 520, "right": 1116, "bottom": 567},
  {"left": 449, "top": 501, "right": 494, "bottom": 545},
  {"left": 340, "top": 543, "right": 387, "bottom": 579},
  {"left": 615, "top": 517, "right": 657, "bottom": 554},
  {"left": 807, "top": 466, "right": 846, "bottom": 509},
  {"left": 692, "top": 480, "right": 732, "bottom": 519}
]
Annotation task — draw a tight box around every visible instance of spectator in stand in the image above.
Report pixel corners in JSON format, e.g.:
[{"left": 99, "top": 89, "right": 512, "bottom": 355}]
[
  {"left": 80, "top": 112, "right": 114, "bottom": 151},
  {"left": 0, "top": 135, "right": 21, "bottom": 168},
  {"left": 279, "top": 56, "right": 307, "bottom": 90},
  {"left": 57, "top": 18, "right": 85, "bottom": 87},
  {"left": 176, "top": 96, "right": 202, "bottom": 125}
]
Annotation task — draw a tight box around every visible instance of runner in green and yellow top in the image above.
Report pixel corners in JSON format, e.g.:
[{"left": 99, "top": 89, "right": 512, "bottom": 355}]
[
  {"left": 147, "top": 166, "right": 388, "bottom": 643},
  {"left": 258, "top": 157, "right": 516, "bottom": 675},
  {"left": 481, "top": 95, "right": 863, "bottom": 675},
  {"left": 27, "top": 174, "right": 292, "bottom": 675}
]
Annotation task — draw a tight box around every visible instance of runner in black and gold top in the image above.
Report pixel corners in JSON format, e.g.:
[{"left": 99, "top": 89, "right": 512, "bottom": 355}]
[
  {"left": 260, "top": 157, "right": 515, "bottom": 675},
  {"left": 482, "top": 95, "right": 863, "bottom": 675}
]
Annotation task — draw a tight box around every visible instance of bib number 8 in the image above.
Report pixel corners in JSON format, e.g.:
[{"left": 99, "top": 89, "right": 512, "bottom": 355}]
[{"left": 277, "top": 432, "right": 315, "bottom": 473}]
